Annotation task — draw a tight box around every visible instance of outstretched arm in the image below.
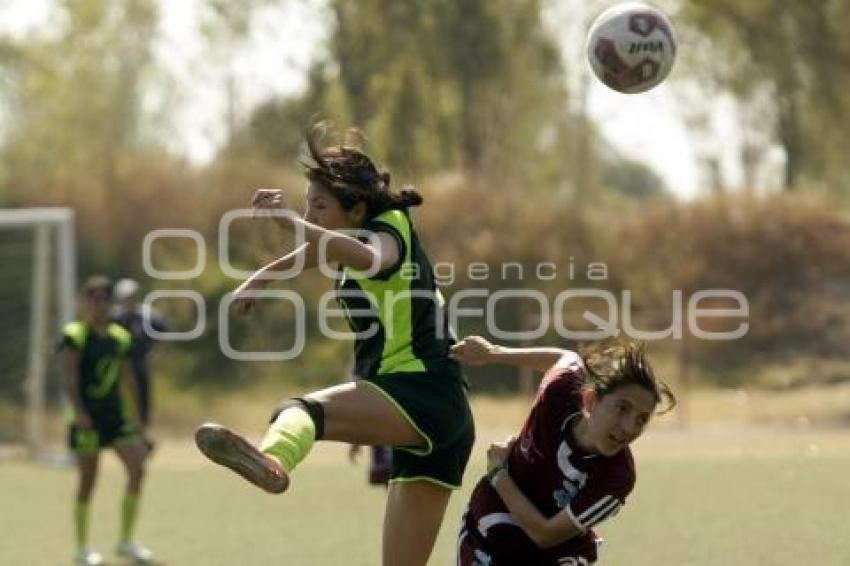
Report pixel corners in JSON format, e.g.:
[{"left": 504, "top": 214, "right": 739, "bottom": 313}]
[
  {"left": 233, "top": 243, "right": 318, "bottom": 314},
  {"left": 450, "top": 336, "right": 568, "bottom": 372},
  {"left": 486, "top": 440, "right": 582, "bottom": 549},
  {"left": 255, "top": 242, "right": 319, "bottom": 277}
]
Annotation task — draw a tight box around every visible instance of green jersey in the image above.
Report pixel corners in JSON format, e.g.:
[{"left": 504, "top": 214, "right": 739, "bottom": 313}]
[
  {"left": 62, "top": 321, "right": 133, "bottom": 422},
  {"left": 335, "top": 209, "right": 460, "bottom": 380}
]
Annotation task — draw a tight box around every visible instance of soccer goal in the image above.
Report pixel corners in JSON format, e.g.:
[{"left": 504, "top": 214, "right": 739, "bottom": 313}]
[{"left": 0, "top": 208, "right": 76, "bottom": 458}]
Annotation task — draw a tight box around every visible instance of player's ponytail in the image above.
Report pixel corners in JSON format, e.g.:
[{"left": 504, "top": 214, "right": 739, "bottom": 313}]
[{"left": 394, "top": 189, "right": 424, "bottom": 209}]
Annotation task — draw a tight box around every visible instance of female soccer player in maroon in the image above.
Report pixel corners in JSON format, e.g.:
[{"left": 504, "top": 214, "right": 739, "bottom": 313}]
[{"left": 451, "top": 336, "right": 674, "bottom": 565}]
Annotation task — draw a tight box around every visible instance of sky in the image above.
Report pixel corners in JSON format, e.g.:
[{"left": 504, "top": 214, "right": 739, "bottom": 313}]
[
  {"left": 0, "top": 0, "right": 739, "bottom": 200},
  {"left": 154, "top": 0, "right": 329, "bottom": 163},
  {"left": 586, "top": 62, "right": 701, "bottom": 199}
]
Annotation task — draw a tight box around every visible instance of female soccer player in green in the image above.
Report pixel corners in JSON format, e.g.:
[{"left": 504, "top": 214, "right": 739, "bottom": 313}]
[
  {"left": 196, "top": 125, "right": 475, "bottom": 566},
  {"left": 62, "top": 276, "right": 153, "bottom": 565}
]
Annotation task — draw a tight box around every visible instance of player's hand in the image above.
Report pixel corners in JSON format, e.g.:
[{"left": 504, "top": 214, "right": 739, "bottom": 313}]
[
  {"left": 232, "top": 277, "right": 270, "bottom": 315},
  {"left": 76, "top": 412, "right": 93, "bottom": 430},
  {"left": 486, "top": 436, "right": 516, "bottom": 472},
  {"left": 450, "top": 336, "right": 496, "bottom": 366},
  {"left": 348, "top": 444, "right": 362, "bottom": 464},
  {"left": 251, "top": 188, "right": 292, "bottom": 228},
  {"left": 252, "top": 188, "right": 287, "bottom": 210}
]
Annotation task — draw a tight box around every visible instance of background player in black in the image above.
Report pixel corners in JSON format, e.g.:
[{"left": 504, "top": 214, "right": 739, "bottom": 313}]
[
  {"left": 451, "top": 336, "right": 675, "bottom": 565},
  {"left": 349, "top": 443, "right": 393, "bottom": 486},
  {"left": 62, "top": 276, "right": 153, "bottom": 565}
]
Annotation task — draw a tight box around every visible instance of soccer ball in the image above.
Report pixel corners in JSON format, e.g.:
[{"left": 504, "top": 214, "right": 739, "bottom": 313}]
[{"left": 586, "top": 2, "right": 677, "bottom": 94}]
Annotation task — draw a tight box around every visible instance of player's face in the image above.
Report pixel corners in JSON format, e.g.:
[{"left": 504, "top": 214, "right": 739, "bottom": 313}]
[
  {"left": 304, "top": 182, "right": 362, "bottom": 230},
  {"left": 586, "top": 384, "right": 656, "bottom": 456},
  {"left": 85, "top": 289, "right": 112, "bottom": 322}
]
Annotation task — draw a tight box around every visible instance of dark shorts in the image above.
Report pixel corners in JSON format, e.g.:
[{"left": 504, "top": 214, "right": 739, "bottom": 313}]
[
  {"left": 458, "top": 511, "right": 599, "bottom": 565},
  {"left": 67, "top": 413, "right": 139, "bottom": 453},
  {"left": 363, "top": 371, "right": 475, "bottom": 489}
]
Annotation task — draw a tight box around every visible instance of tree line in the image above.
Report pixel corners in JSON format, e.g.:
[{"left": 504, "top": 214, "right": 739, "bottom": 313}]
[{"left": 0, "top": 0, "right": 848, "bottom": 392}]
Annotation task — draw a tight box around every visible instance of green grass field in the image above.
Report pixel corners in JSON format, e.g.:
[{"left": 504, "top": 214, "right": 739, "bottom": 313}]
[{"left": 3, "top": 422, "right": 850, "bottom": 565}]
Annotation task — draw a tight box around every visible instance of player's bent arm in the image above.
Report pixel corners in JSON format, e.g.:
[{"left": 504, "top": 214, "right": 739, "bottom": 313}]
[
  {"left": 488, "top": 346, "right": 571, "bottom": 372},
  {"left": 451, "top": 336, "right": 568, "bottom": 371},
  {"left": 261, "top": 242, "right": 319, "bottom": 276},
  {"left": 282, "top": 216, "right": 399, "bottom": 273},
  {"left": 492, "top": 473, "right": 582, "bottom": 549},
  {"left": 233, "top": 244, "right": 320, "bottom": 314},
  {"left": 62, "top": 349, "right": 88, "bottom": 422},
  {"left": 237, "top": 243, "right": 318, "bottom": 292},
  {"left": 253, "top": 188, "right": 397, "bottom": 272}
]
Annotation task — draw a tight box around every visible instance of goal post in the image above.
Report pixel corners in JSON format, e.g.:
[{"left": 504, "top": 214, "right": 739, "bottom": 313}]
[{"left": 0, "top": 207, "right": 76, "bottom": 456}]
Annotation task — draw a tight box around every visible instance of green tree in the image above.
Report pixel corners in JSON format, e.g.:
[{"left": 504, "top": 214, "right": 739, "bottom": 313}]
[
  {"left": 0, "top": 0, "right": 162, "bottom": 201},
  {"left": 233, "top": 0, "right": 580, "bottom": 189},
  {"left": 601, "top": 158, "right": 667, "bottom": 201},
  {"left": 680, "top": 0, "right": 850, "bottom": 193},
  {"left": 197, "top": 0, "right": 282, "bottom": 143}
]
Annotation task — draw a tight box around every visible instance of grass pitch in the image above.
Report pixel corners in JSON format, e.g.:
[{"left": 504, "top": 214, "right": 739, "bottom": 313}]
[{"left": 3, "top": 420, "right": 850, "bottom": 564}]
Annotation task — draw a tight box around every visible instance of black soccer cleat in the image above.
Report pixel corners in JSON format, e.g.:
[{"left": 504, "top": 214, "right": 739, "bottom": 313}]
[{"left": 195, "top": 423, "right": 289, "bottom": 494}]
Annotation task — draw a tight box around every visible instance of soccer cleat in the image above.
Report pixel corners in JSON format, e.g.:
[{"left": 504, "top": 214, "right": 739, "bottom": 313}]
[
  {"left": 116, "top": 541, "right": 154, "bottom": 563},
  {"left": 73, "top": 549, "right": 103, "bottom": 565},
  {"left": 195, "top": 423, "right": 289, "bottom": 494}
]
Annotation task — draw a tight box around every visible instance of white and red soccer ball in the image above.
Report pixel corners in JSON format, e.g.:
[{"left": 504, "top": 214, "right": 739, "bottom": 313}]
[{"left": 586, "top": 2, "right": 677, "bottom": 94}]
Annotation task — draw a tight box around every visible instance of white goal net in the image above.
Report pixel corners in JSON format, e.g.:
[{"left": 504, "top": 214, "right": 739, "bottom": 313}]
[{"left": 0, "top": 208, "right": 76, "bottom": 458}]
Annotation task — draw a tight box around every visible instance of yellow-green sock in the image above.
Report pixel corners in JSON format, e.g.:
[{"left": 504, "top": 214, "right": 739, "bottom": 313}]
[
  {"left": 120, "top": 492, "right": 139, "bottom": 544},
  {"left": 74, "top": 502, "right": 89, "bottom": 550},
  {"left": 260, "top": 406, "right": 316, "bottom": 472}
]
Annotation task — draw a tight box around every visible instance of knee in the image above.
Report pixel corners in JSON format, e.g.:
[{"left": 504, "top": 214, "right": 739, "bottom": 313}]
[
  {"left": 128, "top": 471, "right": 144, "bottom": 491},
  {"left": 269, "top": 397, "right": 325, "bottom": 440},
  {"left": 126, "top": 459, "right": 145, "bottom": 488}
]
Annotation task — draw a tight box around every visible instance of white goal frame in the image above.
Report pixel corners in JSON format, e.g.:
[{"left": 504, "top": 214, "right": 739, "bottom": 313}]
[{"left": 0, "top": 207, "right": 76, "bottom": 454}]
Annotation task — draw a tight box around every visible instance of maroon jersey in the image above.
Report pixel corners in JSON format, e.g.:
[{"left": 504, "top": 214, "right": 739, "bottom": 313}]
[{"left": 460, "top": 352, "right": 635, "bottom": 565}]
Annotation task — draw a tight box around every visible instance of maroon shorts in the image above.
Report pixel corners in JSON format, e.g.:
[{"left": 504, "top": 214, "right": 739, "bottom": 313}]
[{"left": 457, "top": 511, "right": 598, "bottom": 565}]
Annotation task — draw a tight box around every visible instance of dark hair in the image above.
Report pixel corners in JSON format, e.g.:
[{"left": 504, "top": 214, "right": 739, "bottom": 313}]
[
  {"left": 301, "top": 122, "right": 423, "bottom": 220},
  {"left": 579, "top": 339, "right": 676, "bottom": 414},
  {"left": 81, "top": 275, "right": 113, "bottom": 298}
]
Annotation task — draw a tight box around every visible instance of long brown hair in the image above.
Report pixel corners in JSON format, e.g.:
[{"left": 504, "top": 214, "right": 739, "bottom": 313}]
[
  {"left": 579, "top": 339, "right": 676, "bottom": 414},
  {"left": 301, "top": 122, "right": 423, "bottom": 220}
]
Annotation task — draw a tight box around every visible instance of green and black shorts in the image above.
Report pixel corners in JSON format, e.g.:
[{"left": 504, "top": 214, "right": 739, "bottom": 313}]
[
  {"left": 67, "top": 407, "right": 140, "bottom": 454},
  {"left": 363, "top": 371, "right": 475, "bottom": 490}
]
